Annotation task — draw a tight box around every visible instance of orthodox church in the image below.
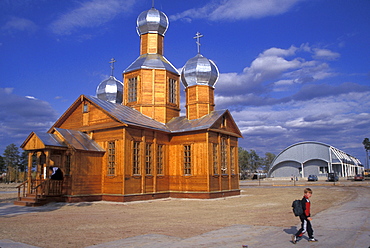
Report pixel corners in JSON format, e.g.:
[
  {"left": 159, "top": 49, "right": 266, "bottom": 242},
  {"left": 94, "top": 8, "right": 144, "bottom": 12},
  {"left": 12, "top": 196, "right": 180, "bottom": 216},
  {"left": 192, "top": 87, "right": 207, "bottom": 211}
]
[{"left": 17, "top": 6, "right": 242, "bottom": 205}]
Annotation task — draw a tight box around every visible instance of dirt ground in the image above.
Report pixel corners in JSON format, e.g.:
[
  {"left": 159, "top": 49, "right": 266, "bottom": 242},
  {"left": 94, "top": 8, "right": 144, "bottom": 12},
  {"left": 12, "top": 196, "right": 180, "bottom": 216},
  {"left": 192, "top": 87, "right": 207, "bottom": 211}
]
[{"left": 0, "top": 182, "right": 360, "bottom": 248}]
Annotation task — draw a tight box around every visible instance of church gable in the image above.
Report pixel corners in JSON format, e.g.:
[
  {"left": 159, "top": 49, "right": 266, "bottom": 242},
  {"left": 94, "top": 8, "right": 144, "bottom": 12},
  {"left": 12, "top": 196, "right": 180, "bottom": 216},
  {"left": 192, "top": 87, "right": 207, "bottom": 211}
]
[
  {"left": 21, "top": 132, "right": 67, "bottom": 151},
  {"left": 51, "top": 95, "right": 126, "bottom": 132},
  {"left": 210, "top": 111, "right": 243, "bottom": 138}
]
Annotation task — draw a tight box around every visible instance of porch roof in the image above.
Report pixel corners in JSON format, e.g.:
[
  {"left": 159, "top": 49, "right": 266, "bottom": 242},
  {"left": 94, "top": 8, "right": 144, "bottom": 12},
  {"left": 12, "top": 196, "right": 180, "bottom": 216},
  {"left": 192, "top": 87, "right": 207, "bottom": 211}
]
[
  {"left": 34, "top": 132, "right": 68, "bottom": 148},
  {"left": 22, "top": 129, "right": 105, "bottom": 152},
  {"left": 54, "top": 128, "right": 105, "bottom": 152}
]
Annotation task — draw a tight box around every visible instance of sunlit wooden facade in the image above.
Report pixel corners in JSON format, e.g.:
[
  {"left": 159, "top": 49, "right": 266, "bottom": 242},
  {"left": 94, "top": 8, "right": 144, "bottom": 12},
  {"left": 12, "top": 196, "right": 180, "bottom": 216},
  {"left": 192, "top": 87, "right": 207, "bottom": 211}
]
[{"left": 17, "top": 6, "right": 242, "bottom": 205}]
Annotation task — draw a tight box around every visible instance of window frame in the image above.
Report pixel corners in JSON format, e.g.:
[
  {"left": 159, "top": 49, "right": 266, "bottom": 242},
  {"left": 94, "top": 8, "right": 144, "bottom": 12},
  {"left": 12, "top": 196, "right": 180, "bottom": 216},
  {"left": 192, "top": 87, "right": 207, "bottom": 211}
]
[
  {"left": 157, "top": 144, "right": 164, "bottom": 175},
  {"left": 132, "top": 141, "right": 141, "bottom": 175},
  {"left": 168, "top": 78, "right": 177, "bottom": 104},
  {"left": 107, "top": 141, "right": 116, "bottom": 176},
  {"left": 213, "top": 143, "right": 219, "bottom": 175},
  {"left": 145, "top": 143, "right": 152, "bottom": 175},
  {"left": 183, "top": 144, "right": 192, "bottom": 175},
  {"left": 128, "top": 77, "right": 138, "bottom": 102},
  {"left": 220, "top": 137, "right": 227, "bottom": 174}
]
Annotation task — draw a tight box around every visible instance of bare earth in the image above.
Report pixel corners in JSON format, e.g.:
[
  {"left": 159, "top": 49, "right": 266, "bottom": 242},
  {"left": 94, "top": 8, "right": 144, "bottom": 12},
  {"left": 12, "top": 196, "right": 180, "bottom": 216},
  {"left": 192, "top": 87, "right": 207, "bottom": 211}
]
[{"left": 0, "top": 181, "right": 361, "bottom": 248}]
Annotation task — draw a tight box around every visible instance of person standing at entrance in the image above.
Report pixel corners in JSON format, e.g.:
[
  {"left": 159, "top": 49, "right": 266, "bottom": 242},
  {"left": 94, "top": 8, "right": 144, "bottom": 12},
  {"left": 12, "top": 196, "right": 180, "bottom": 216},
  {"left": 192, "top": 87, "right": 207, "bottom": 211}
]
[
  {"left": 292, "top": 188, "right": 318, "bottom": 244},
  {"left": 49, "top": 166, "right": 63, "bottom": 180}
]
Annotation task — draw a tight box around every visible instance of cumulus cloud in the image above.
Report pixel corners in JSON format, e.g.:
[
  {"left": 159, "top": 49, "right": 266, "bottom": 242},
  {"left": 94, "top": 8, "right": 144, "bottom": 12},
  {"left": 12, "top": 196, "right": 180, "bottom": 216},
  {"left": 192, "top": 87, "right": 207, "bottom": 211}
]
[
  {"left": 170, "top": 0, "right": 303, "bottom": 21},
  {"left": 210, "top": 42, "right": 370, "bottom": 160},
  {"left": 216, "top": 44, "right": 338, "bottom": 100},
  {"left": 0, "top": 88, "right": 58, "bottom": 151},
  {"left": 1, "top": 16, "right": 38, "bottom": 34},
  {"left": 232, "top": 91, "right": 370, "bottom": 155},
  {"left": 49, "top": 0, "right": 135, "bottom": 35}
]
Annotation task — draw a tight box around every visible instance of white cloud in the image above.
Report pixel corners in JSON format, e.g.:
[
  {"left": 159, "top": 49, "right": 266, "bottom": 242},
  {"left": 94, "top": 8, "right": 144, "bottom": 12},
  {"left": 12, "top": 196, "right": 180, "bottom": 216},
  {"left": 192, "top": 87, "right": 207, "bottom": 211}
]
[
  {"left": 49, "top": 0, "right": 135, "bottom": 35},
  {"left": 1, "top": 17, "right": 38, "bottom": 34},
  {"left": 170, "top": 0, "right": 303, "bottom": 21},
  {"left": 312, "top": 48, "right": 340, "bottom": 60},
  {"left": 216, "top": 44, "right": 340, "bottom": 97},
  {"left": 0, "top": 88, "right": 58, "bottom": 152}
]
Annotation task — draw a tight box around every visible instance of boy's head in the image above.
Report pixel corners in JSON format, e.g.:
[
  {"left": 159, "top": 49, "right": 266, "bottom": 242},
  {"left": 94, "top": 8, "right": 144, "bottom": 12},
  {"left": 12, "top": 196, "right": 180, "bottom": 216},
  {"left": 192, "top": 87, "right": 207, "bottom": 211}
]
[{"left": 304, "top": 188, "right": 312, "bottom": 198}]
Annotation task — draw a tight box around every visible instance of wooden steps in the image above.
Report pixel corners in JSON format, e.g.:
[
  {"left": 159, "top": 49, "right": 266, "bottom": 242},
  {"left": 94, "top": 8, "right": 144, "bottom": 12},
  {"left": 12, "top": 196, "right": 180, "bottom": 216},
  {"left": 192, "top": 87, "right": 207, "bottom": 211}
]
[{"left": 13, "top": 194, "right": 59, "bottom": 207}]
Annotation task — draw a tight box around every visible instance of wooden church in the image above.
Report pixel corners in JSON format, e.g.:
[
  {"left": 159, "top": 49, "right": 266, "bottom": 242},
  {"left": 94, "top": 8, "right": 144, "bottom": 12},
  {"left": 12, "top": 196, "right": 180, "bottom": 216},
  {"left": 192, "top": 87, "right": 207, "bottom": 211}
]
[{"left": 16, "top": 6, "right": 242, "bottom": 206}]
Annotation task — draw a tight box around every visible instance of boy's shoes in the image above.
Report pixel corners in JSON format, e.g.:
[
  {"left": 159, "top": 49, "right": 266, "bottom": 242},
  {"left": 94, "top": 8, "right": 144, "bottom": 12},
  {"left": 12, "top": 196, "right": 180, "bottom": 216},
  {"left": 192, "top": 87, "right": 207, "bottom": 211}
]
[
  {"left": 308, "top": 238, "right": 318, "bottom": 242},
  {"left": 291, "top": 235, "right": 297, "bottom": 244}
]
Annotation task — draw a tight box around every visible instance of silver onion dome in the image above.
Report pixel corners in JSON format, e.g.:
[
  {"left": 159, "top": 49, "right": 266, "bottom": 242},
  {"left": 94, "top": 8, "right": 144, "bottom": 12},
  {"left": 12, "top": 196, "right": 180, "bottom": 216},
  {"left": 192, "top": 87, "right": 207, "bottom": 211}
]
[
  {"left": 96, "top": 76, "right": 123, "bottom": 104},
  {"left": 181, "top": 54, "right": 219, "bottom": 88},
  {"left": 137, "top": 7, "right": 169, "bottom": 36}
]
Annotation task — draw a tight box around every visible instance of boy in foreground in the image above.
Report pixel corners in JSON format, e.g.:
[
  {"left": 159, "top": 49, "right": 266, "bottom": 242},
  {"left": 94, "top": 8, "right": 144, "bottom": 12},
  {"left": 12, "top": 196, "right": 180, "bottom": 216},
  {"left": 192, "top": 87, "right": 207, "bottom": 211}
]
[{"left": 292, "top": 188, "right": 318, "bottom": 244}]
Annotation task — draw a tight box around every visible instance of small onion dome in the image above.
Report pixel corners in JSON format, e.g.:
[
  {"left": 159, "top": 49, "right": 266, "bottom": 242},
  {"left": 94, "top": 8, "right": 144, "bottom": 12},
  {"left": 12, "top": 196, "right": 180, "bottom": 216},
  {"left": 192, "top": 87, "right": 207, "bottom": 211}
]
[
  {"left": 181, "top": 54, "right": 219, "bottom": 88},
  {"left": 137, "top": 7, "right": 169, "bottom": 36},
  {"left": 96, "top": 76, "right": 123, "bottom": 104}
]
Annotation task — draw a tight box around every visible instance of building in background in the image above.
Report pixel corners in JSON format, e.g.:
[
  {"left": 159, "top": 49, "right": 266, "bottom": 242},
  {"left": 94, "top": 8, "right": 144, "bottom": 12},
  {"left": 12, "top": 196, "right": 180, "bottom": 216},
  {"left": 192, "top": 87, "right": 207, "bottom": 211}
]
[{"left": 268, "top": 141, "right": 364, "bottom": 179}]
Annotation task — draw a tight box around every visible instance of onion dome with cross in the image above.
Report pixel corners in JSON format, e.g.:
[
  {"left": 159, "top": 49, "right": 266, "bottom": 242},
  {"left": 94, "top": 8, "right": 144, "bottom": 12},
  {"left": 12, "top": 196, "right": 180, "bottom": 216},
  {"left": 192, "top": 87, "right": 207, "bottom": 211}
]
[
  {"left": 96, "top": 58, "right": 123, "bottom": 104},
  {"left": 181, "top": 32, "right": 219, "bottom": 88},
  {"left": 137, "top": 6, "right": 168, "bottom": 36}
]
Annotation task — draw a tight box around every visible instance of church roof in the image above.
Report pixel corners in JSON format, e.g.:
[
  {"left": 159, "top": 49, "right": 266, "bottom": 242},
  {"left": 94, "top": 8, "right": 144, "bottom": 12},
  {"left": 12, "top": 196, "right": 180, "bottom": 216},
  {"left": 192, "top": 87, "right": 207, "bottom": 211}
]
[
  {"left": 22, "top": 128, "right": 104, "bottom": 152},
  {"left": 123, "top": 54, "right": 179, "bottom": 75},
  {"left": 53, "top": 128, "right": 104, "bottom": 152},
  {"left": 51, "top": 95, "right": 241, "bottom": 138},
  {"left": 32, "top": 132, "right": 68, "bottom": 148},
  {"left": 85, "top": 95, "right": 170, "bottom": 132},
  {"left": 166, "top": 109, "right": 227, "bottom": 133},
  {"left": 85, "top": 95, "right": 241, "bottom": 136}
]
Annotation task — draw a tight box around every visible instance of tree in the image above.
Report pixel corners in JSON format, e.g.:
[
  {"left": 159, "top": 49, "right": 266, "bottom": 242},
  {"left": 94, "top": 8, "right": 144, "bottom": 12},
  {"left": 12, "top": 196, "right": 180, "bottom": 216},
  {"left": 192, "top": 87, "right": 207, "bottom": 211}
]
[
  {"left": 0, "top": 155, "right": 5, "bottom": 172},
  {"left": 262, "top": 152, "right": 276, "bottom": 173},
  {"left": 238, "top": 147, "right": 250, "bottom": 171},
  {"left": 3, "top": 143, "right": 21, "bottom": 182},
  {"left": 19, "top": 151, "right": 29, "bottom": 172},
  {"left": 363, "top": 138, "right": 370, "bottom": 169},
  {"left": 249, "top": 149, "right": 261, "bottom": 172}
]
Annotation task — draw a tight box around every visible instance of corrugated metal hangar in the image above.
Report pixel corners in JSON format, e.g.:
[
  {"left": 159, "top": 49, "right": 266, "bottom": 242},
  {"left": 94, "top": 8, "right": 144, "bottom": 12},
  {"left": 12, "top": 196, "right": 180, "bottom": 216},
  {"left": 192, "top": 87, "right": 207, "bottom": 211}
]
[{"left": 268, "top": 141, "right": 364, "bottom": 178}]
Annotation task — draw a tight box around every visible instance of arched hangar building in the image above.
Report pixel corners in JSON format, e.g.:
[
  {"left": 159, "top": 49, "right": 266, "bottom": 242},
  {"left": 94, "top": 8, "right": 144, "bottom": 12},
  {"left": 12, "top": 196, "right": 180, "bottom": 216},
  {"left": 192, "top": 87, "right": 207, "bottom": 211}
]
[{"left": 268, "top": 141, "right": 364, "bottom": 179}]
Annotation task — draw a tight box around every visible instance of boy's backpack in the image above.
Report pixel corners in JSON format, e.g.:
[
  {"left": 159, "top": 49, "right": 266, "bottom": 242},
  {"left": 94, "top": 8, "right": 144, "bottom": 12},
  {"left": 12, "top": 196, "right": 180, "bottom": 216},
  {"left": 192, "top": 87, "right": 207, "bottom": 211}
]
[{"left": 292, "top": 199, "right": 303, "bottom": 216}]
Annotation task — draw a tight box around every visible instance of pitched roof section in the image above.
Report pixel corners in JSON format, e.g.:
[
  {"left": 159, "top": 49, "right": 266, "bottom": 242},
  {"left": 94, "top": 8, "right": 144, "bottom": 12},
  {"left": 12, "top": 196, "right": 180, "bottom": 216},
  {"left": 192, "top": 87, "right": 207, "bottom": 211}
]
[
  {"left": 21, "top": 128, "right": 104, "bottom": 152},
  {"left": 53, "top": 128, "right": 104, "bottom": 152},
  {"left": 86, "top": 95, "right": 242, "bottom": 136},
  {"left": 35, "top": 132, "right": 68, "bottom": 148},
  {"left": 85, "top": 95, "right": 170, "bottom": 132},
  {"left": 20, "top": 132, "right": 68, "bottom": 150},
  {"left": 123, "top": 54, "right": 179, "bottom": 75},
  {"left": 167, "top": 109, "right": 227, "bottom": 133}
]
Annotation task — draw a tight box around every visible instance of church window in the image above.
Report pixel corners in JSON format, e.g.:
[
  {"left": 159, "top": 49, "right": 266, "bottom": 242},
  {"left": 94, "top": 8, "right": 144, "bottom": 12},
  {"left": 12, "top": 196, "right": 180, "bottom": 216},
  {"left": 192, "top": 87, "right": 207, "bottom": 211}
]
[
  {"left": 221, "top": 115, "right": 227, "bottom": 128},
  {"left": 168, "top": 78, "right": 177, "bottom": 104},
  {"left": 145, "top": 143, "right": 152, "bottom": 175},
  {"left": 221, "top": 137, "right": 227, "bottom": 174},
  {"left": 83, "top": 104, "right": 88, "bottom": 113},
  {"left": 128, "top": 77, "right": 138, "bottom": 102},
  {"left": 107, "top": 141, "right": 116, "bottom": 175},
  {"left": 157, "top": 144, "right": 164, "bottom": 175},
  {"left": 183, "top": 145, "right": 192, "bottom": 175},
  {"left": 213, "top": 143, "right": 219, "bottom": 175},
  {"left": 133, "top": 141, "right": 140, "bottom": 175},
  {"left": 230, "top": 146, "right": 236, "bottom": 174}
]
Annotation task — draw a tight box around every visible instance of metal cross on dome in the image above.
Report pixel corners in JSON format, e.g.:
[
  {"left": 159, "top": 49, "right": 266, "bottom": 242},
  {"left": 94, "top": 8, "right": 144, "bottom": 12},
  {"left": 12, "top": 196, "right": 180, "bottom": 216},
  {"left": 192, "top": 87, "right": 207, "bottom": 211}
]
[
  {"left": 109, "top": 58, "right": 116, "bottom": 76},
  {"left": 194, "top": 32, "right": 203, "bottom": 54}
]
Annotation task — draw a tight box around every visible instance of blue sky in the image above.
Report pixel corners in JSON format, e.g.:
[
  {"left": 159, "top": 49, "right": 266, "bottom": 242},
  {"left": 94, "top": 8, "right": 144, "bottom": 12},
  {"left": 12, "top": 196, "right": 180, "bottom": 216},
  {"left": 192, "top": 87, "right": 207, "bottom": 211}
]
[{"left": 1, "top": 0, "right": 369, "bottom": 165}]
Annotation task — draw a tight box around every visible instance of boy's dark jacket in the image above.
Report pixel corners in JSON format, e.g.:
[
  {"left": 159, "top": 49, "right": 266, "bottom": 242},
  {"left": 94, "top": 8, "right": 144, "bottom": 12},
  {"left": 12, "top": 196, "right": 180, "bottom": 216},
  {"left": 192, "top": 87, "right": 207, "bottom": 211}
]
[{"left": 300, "top": 195, "right": 311, "bottom": 219}]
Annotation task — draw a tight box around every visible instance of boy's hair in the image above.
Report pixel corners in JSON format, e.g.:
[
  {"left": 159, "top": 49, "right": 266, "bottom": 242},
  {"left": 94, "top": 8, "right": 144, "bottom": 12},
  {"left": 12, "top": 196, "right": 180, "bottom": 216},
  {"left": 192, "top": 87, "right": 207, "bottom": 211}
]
[{"left": 304, "top": 188, "right": 312, "bottom": 194}]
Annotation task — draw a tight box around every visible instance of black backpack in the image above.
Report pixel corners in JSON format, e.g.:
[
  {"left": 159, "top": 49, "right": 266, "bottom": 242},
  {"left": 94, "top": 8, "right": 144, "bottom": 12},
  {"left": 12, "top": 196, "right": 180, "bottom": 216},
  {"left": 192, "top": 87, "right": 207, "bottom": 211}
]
[{"left": 292, "top": 199, "right": 303, "bottom": 216}]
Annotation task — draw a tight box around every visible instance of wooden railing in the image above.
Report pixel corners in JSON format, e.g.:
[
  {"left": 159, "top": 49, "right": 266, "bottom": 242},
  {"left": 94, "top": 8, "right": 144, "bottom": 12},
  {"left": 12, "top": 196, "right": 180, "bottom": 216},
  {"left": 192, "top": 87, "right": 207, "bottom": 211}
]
[
  {"left": 16, "top": 179, "right": 64, "bottom": 200},
  {"left": 16, "top": 180, "right": 28, "bottom": 200}
]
